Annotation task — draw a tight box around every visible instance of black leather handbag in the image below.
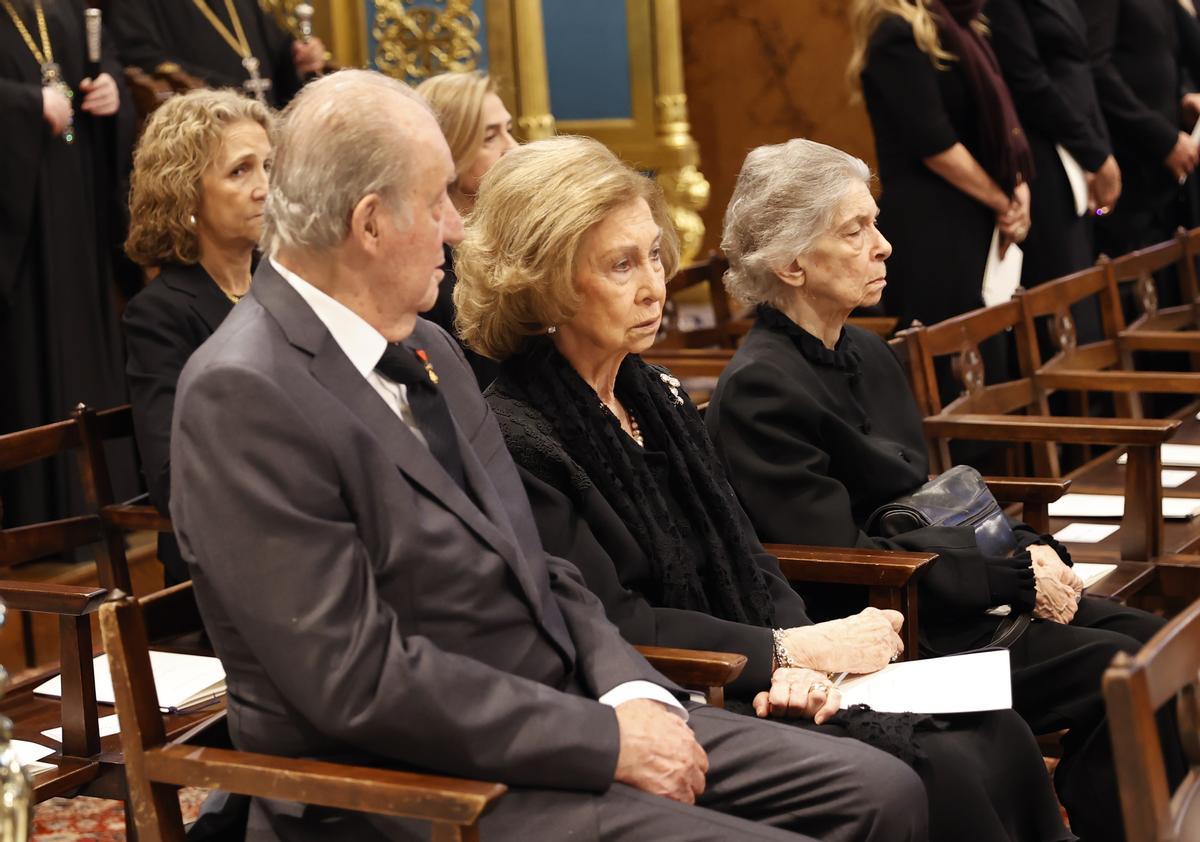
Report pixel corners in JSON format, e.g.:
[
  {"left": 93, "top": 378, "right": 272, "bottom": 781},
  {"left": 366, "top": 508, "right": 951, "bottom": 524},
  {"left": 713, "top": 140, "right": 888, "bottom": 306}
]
[
  {"left": 866, "top": 465, "right": 1029, "bottom": 654},
  {"left": 865, "top": 465, "right": 1018, "bottom": 558}
]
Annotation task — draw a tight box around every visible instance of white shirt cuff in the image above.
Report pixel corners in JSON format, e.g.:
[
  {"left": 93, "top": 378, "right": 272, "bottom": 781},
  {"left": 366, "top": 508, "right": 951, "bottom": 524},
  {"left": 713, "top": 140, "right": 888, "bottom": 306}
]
[{"left": 598, "top": 680, "right": 689, "bottom": 720}]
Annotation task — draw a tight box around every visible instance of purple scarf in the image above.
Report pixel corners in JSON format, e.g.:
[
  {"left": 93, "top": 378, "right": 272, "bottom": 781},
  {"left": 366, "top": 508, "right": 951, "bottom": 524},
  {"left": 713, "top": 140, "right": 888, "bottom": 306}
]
[{"left": 931, "top": 0, "right": 1034, "bottom": 194}]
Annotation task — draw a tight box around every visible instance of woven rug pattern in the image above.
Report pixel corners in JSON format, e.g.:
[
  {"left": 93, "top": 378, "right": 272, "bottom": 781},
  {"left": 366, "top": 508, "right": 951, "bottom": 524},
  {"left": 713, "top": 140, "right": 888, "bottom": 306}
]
[{"left": 33, "top": 787, "right": 208, "bottom": 840}]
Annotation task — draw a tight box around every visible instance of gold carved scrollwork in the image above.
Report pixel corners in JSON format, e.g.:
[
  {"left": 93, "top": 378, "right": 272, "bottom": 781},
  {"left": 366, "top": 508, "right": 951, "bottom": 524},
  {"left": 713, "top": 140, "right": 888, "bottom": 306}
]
[
  {"left": 657, "top": 164, "right": 710, "bottom": 266},
  {"left": 653, "top": 93, "right": 710, "bottom": 264},
  {"left": 259, "top": 0, "right": 303, "bottom": 38},
  {"left": 373, "top": 0, "right": 482, "bottom": 82},
  {"left": 953, "top": 344, "right": 986, "bottom": 395},
  {"left": 1135, "top": 271, "right": 1159, "bottom": 316}
]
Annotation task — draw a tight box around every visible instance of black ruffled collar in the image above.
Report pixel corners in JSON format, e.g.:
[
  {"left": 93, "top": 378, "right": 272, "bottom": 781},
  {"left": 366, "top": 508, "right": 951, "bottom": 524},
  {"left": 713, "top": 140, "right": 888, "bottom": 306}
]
[{"left": 757, "top": 305, "right": 862, "bottom": 373}]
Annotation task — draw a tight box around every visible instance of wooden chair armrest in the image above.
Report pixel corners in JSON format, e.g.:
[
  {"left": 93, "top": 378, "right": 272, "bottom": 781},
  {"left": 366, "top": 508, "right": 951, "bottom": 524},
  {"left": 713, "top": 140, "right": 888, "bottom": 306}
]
[
  {"left": 102, "top": 502, "right": 172, "bottom": 533},
  {"left": 764, "top": 544, "right": 936, "bottom": 587},
  {"left": 0, "top": 581, "right": 106, "bottom": 615},
  {"left": 982, "top": 476, "right": 1071, "bottom": 504},
  {"left": 634, "top": 646, "right": 747, "bottom": 691},
  {"left": 923, "top": 414, "right": 1179, "bottom": 446},
  {"left": 1116, "top": 329, "right": 1200, "bottom": 353},
  {"left": 1035, "top": 368, "right": 1200, "bottom": 394},
  {"left": 143, "top": 745, "right": 505, "bottom": 824}
]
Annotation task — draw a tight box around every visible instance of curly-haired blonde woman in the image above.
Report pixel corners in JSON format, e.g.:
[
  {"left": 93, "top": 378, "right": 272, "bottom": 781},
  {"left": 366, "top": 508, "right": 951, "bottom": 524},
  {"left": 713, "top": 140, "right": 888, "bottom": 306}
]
[
  {"left": 123, "top": 88, "right": 273, "bottom": 584},
  {"left": 848, "top": 0, "right": 1032, "bottom": 335},
  {"left": 415, "top": 71, "right": 517, "bottom": 387}
]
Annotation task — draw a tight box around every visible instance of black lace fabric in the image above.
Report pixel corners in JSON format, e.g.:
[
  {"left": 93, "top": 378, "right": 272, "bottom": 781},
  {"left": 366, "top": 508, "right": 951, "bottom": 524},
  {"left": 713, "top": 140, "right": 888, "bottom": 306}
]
[{"left": 724, "top": 700, "right": 946, "bottom": 768}]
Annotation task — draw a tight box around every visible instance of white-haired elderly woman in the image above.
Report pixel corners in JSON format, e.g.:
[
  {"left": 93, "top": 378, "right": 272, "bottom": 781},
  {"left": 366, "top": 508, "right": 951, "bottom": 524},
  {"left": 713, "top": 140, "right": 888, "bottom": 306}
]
[
  {"left": 707, "top": 137, "right": 1181, "bottom": 842},
  {"left": 457, "top": 134, "right": 1072, "bottom": 842}
]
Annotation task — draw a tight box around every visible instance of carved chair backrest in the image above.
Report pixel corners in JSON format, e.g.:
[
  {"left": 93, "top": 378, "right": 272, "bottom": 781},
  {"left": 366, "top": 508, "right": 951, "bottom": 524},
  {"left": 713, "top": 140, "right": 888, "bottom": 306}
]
[{"left": 896, "top": 299, "right": 1055, "bottom": 476}]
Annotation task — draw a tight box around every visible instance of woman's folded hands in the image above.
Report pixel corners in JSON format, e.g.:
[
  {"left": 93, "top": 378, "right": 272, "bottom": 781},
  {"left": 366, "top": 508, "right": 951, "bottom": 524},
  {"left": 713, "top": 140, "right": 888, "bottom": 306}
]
[{"left": 1029, "top": 543, "right": 1083, "bottom": 624}]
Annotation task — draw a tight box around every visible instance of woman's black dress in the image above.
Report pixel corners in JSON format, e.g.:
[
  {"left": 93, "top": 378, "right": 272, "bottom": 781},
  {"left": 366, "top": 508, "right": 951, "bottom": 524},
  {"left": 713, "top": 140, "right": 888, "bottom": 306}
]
[
  {"left": 123, "top": 262, "right": 234, "bottom": 584},
  {"left": 861, "top": 15, "right": 996, "bottom": 332},
  {"left": 706, "top": 308, "right": 1178, "bottom": 842},
  {"left": 487, "top": 352, "right": 1071, "bottom": 842},
  {"left": 988, "top": 0, "right": 1111, "bottom": 288}
]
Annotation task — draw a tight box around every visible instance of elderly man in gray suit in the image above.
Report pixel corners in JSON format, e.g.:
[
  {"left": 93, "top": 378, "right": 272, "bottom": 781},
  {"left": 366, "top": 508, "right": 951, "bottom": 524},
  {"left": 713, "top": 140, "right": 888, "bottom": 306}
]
[{"left": 170, "top": 69, "right": 927, "bottom": 842}]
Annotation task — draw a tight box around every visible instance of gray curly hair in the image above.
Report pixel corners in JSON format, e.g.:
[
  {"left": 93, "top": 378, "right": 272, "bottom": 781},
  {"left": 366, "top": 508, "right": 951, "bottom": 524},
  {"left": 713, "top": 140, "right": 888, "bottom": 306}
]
[{"left": 721, "top": 139, "right": 872, "bottom": 307}]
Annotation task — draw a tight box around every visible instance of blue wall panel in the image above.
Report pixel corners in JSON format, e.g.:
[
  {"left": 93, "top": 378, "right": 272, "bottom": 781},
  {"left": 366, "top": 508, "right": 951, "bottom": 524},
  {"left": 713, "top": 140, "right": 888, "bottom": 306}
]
[{"left": 542, "top": 0, "right": 631, "bottom": 120}]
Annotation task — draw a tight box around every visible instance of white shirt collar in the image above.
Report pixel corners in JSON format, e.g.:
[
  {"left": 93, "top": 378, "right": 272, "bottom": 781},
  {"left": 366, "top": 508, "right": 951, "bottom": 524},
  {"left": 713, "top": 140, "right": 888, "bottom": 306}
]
[{"left": 270, "top": 256, "right": 387, "bottom": 378}]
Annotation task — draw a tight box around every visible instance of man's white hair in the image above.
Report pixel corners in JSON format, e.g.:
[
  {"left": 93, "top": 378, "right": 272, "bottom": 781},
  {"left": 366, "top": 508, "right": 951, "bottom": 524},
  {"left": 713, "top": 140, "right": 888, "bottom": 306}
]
[
  {"left": 262, "top": 69, "right": 432, "bottom": 254},
  {"left": 721, "top": 138, "right": 872, "bottom": 307}
]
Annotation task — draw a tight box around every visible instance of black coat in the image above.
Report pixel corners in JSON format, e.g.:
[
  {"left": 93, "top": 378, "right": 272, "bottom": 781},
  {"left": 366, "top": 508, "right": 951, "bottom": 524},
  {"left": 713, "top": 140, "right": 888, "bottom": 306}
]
[
  {"left": 861, "top": 15, "right": 996, "bottom": 330},
  {"left": 989, "top": 0, "right": 1110, "bottom": 284},
  {"left": 112, "top": 0, "right": 301, "bottom": 108},
  {"left": 486, "top": 380, "right": 811, "bottom": 698},
  {"left": 1076, "top": 0, "right": 1200, "bottom": 249},
  {"left": 422, "top": 245, "right": 499, "bottom": 390},
  {"left": 123, "top": 263, "right": 233, "bottom": 584},
  {"left": 706, "top": 315, "right": 1045, "bottom": 653}
]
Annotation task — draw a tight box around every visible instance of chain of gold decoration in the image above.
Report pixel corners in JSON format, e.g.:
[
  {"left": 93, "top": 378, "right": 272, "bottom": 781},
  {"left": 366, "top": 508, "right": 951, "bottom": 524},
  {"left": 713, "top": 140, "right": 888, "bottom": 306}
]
[
  {"left": 190, "top": 0, "right": 252, "bottom": 59},
  {"left": 372, "top": 0, "right": 481, "bottom": 82},
  {"left": 189, "top": 0, "right": 272, "bottom": 101},
  {"left": 2, "top": 0, "right": 75, "bottom": 143}
]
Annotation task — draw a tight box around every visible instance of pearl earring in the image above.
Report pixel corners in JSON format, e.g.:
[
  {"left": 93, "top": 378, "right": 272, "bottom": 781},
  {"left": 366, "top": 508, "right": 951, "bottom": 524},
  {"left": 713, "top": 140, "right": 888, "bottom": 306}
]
[
  {"left": 188, "top": 214, "right": 196, "bottom": 226},
  {"left": 547, "top": 325, "right": 558, "bottom": 335}
]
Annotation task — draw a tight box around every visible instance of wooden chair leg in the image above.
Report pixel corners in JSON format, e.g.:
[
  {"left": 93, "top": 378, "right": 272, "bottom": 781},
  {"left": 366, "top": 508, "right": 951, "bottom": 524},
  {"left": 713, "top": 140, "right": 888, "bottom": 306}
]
[
  {"left": 58, "top": 614, "right": 100, "bottom": 758},
  {"left": 433, "top": 822, "right": 480, "bottom": 842},
  {"left": 869, "top": 585, "right": 919, "bottom": 661}
]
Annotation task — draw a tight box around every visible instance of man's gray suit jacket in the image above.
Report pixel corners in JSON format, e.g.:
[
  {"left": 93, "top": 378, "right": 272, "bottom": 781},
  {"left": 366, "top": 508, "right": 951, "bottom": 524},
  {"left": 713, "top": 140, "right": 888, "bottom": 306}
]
[{"left": 170, "top": 262, "right": 679, "bottom": 832}]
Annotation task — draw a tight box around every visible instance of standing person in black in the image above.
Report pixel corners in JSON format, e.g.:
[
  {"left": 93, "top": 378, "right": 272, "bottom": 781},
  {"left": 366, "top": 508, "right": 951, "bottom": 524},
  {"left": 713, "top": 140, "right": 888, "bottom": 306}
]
[
  {"left": 988, "top": 0, "right": 1121, "bottom": 289},
  {"left": 1076, "top": 0, "right": 1200, "bottom": 256},
  {"left": 708, "top": 137, "right": 1184, "bottom": 842},
  {"left": 112, "top": 0, "right": 326, "bottom": 108},
  {"left": 416, "top": 70, "right": 517, "bottom": 389},
  {"left": 849, "top": 0, "right": 1033, "bottom": 334},
  {"left": 1, "top": 0, "right": 136, "bottom": 528},
  {"left": 123, "top": 89, "right": 273, "bottom": 585}
]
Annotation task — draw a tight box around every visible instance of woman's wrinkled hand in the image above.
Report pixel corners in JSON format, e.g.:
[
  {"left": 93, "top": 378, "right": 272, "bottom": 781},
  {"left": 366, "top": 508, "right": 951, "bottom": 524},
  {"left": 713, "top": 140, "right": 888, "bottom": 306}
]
[
  {"left": 1034, "top": 574, "right": 1079, "bottom": 624},
  {"left": 781, "top": 607, "right": 904, "bottom": 675},
  {"left": 1030, "top": 543, "right": 1083, "bottom": 600},
  {"left": 753, "top": 668, "right": 842, "bottom": 724}
]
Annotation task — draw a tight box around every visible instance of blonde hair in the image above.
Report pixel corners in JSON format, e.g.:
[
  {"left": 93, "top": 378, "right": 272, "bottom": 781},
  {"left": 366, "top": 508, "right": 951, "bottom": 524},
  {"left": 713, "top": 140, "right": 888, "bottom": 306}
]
[
  {"left": 847, "top": 0, "right": 985, "bottom": 93},
  {"left": 415, "top": 71, "right": 495, "bottom": 178},
  {"left": 454, "top": 135, "right": 680, "bottom": 361},
  {"left": 125, "top": 89, "right": 273, "bottom": 267},
  {"left": 262, "top": 70, "right": 430, "bottom": 254},
  {"left": 722, "top": 139, "right": 871, "bottom": 308}
]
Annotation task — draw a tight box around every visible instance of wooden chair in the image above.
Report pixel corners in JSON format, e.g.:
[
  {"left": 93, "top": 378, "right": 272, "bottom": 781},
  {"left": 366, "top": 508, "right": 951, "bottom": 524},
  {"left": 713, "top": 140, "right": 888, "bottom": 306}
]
[
  {"left": 1018, "top": 264, "right": 1200, "bottom": 420},
  {"left": 1102, "top": 595, "right": 1200, "bottom": 842},
  {"left": 100, "top": 584, "right": 506, "bottom": 842},
  {"left": 1109, "top": 230, "right": 1200, "bottom": 352},
  {"left": 898, "top": 298, "right": 1179, "bottom": 569}
]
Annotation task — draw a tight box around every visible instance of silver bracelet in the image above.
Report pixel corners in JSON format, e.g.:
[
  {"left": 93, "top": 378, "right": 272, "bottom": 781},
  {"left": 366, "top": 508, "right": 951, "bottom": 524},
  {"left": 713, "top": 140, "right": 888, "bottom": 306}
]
[{"left": 772, "top": 629, "right": 798, "bottom": 670}]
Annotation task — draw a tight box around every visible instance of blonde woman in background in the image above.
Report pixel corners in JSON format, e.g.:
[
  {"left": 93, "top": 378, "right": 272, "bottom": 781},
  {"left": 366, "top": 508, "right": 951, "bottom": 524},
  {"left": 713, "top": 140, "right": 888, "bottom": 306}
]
[
  {"left": 848, "top": 0, "right": 1031, "bottom": 338},
  {"left": 416, "top": 71, "right": 518, "bottom": 387}
]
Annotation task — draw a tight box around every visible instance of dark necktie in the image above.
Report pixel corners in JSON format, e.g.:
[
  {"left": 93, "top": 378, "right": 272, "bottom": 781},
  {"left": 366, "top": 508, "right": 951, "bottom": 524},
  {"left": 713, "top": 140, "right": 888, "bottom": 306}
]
[{"left": 375, "top": 343, "right": 469, "bottom": 494}]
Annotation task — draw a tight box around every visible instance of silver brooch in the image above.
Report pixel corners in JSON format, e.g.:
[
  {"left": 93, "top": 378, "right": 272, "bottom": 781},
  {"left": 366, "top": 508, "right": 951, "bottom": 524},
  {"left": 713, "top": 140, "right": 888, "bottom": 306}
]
[{"left": 660, "top": 372, "right": 684, "bottom": 406}]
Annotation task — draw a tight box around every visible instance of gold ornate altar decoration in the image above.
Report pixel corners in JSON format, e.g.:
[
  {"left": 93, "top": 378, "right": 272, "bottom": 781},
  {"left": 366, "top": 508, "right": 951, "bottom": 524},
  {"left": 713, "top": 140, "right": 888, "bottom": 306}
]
[
  {"left": 257, "top": 0, "right": 707, "bottom": 262},
  {"left": 552, "top": 0, "right": 710, "bottom": 263},
  {"left": 372, "top": 0, "right": 481, "bottom": 80}
]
